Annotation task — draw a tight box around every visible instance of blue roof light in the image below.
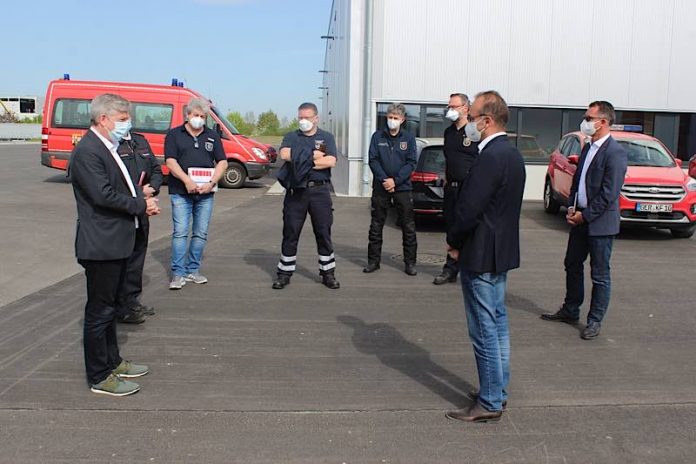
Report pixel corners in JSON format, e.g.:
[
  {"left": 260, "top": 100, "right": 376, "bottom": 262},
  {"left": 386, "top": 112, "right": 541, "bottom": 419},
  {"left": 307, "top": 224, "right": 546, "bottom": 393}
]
[
  {"left": 63, "top": 74, "right": 70, "bottom": 80},
  {"left": 171, "top": 78, "right": 179, "bottom": 86}
]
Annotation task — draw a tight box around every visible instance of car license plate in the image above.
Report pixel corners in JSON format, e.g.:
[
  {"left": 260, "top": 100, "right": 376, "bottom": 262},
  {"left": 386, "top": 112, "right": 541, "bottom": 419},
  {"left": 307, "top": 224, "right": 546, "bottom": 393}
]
[{"left": 636, "top": 203, "right": 673, "bottom": 213}]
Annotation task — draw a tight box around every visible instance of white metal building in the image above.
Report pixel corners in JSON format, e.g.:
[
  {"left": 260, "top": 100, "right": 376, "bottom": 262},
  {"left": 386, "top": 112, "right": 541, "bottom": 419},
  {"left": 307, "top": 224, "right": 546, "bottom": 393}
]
[
  {"left": 0, "top": 96, "right": 40, "bottom": 121},
  {"left": 320, "top": 0, "right": 696, "bottom": 198}
]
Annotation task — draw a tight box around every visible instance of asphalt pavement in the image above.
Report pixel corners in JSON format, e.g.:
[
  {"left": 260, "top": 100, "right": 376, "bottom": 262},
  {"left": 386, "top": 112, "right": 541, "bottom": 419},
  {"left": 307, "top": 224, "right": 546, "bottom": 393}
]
[{"left": 1, "top": 143, "right": 695, "bottom": 463}]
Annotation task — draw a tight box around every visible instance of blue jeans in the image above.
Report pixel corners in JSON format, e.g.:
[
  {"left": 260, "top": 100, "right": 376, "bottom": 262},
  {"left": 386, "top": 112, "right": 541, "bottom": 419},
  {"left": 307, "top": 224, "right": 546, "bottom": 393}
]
[
  {"left": 563, "top": 223, "right": 614, "bottom": 324},
  {"left": 170, "top": 193, "right": 214, "bottom": 277},
  {"left": 460, "top": 270, "right": 509, "bottom": 412}
]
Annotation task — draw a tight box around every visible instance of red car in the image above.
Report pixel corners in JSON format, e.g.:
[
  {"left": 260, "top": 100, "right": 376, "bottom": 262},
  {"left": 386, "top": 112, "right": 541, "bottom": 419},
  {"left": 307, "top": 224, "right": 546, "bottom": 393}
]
[{"left": 544, "top": 128, "right": 696, "bottom": 238}]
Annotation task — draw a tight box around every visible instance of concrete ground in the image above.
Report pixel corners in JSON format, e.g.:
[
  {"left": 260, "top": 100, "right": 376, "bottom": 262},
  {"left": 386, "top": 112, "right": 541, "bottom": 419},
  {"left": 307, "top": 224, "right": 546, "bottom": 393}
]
[{"left": 1, "top": 143, "right": 695, "bottom": 463}]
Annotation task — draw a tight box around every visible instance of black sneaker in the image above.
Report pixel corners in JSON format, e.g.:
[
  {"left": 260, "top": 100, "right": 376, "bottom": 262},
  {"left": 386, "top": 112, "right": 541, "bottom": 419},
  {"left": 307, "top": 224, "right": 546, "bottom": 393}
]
[
  {"left": 322, "top": 273, "right": 340, "bottom": 289},
  {"left": 133, "top": 303, "right": 155, "bottom": 316},
  {"left": 117, "top": 310, "right": 146, "bottom": 324},
  {"left": 272, "top": 274, "right": 291, "bottom": 289}
]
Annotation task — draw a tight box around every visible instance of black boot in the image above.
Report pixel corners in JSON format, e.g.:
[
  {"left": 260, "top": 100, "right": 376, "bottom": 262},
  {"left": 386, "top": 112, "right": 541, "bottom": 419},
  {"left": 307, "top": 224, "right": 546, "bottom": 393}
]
[
  {"left": 404, "top": 263, "right": 417, "bottom": 276},
  {"left": 272, "top": 274, "right": 291, "bottom": 289},
  {"left": 363, "top": 262, "right": 380, "bottom": 273},
  {"left": 322, "top": 273, "right": 340, "bottom": 289}
]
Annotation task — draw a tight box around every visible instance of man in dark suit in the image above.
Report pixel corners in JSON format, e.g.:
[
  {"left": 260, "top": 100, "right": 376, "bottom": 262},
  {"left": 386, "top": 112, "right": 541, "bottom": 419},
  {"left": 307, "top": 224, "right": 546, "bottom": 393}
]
[
  {"left": 541, "top": 101, "right": 628, "bottom": 340},
  {"left": 445, "top": 91, "right": 526, "bottom": 423},
  {"left": 69, "top": 94, "right": 160, "bottom": 396}
]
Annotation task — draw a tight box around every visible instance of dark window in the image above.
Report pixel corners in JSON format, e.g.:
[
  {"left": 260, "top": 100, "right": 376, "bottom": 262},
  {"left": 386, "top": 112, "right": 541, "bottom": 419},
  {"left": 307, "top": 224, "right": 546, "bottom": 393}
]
[
  {"left": 132, "top": 103, "right": 172, "bottom": 133},
  {"left": 566, "top": 136, "right": 581, "bottom": 157},
  {"left": 52, "top": 98, "right": 91, "bottom": 128},
  {"left": 558, "top": 136, "right": 573, "bottom": 156},
  {"left": 376, "top": 103, "right": 421, "bottom": 136},
  {"left": 424, "top": 105, "right": 448, "bottom": 137},
  {"left": 19, "top": 98, "right": 36, "bottom": 114},
  {"left": 417, "top": 146, "right": 445, "bottom": 174},
  {"left": 618, "top": 139, "right": 675, "bottom": 167}
]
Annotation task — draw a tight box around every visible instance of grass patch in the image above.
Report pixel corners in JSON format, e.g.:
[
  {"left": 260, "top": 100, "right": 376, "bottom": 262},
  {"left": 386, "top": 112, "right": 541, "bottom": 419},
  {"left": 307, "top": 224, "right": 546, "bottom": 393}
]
[{"left": 253, "top": 135, "right": 283, "bottom": 147}]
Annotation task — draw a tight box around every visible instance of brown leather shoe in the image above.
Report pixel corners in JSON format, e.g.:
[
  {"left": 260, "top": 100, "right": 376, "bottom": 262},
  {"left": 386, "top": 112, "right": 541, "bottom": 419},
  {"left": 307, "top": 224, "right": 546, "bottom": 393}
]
[{"left": 445, "top": 403, "right": 503, "bottom": 423}]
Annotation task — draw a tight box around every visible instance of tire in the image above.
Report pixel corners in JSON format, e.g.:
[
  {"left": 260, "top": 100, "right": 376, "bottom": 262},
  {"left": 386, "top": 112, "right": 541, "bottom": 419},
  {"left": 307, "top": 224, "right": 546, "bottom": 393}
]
[
  {"left": 670, "top": 227, "right": 695, "bottom": 239},
  {"left": 219, "top": 162, "right": 246, "bottom": 189},
  {"left": 543, "top": 178, "right": 561, "bottom": 214}
]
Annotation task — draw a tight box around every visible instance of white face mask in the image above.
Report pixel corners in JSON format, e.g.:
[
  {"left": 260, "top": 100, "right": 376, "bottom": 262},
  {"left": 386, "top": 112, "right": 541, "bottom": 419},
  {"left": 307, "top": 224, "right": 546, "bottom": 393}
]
[
  {"left": 445, "top": 109, "right": 460, "bottom": 122},
  {"left": 189, "top": 116, "right": 205, "bottom": 130},
  {"left": 464, "top": 118, "right": 484, "bottom": 142},
  {"left": 580, "top": 119, "right": 598, "bottom": 136},
  {"left": 299, "top": 118, "right": 314, "bottom": 132},
  {"left": 387, "top": 118, "right": 402, "bottom": 131}
]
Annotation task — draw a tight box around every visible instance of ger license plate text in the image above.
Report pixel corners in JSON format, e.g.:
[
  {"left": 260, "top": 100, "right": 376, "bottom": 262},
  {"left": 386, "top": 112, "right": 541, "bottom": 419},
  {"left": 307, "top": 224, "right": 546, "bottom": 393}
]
[{"left": 636, "top": 203, "right": 673, "bottom": 213}]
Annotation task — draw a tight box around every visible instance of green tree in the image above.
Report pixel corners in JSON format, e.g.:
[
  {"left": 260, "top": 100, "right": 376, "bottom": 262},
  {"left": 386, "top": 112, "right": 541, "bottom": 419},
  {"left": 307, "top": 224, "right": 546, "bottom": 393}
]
[
  {"left": 280, "top": 118, "right": 299, "bottom": 134},
  {"left": 226, "top": 111, "right": 255, "bottom": 135},
  {"left": 257, "top": 110, "right": 280, "bottom": 136}
]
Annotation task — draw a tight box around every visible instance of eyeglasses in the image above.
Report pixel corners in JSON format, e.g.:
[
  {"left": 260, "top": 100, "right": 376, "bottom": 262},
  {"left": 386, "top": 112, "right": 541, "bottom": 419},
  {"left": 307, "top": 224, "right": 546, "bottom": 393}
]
[
  {"left": 193, "top": 136, "right": 199, "bottom": 149},
  {"left": 466, "top": 113, "right": 490, "bottom": 122},
  {"left": 446, "top": 105, "right": 464, "bottom": 110},
  {"left": 583, "top": 116, "right": 605, "bottom": 122}
]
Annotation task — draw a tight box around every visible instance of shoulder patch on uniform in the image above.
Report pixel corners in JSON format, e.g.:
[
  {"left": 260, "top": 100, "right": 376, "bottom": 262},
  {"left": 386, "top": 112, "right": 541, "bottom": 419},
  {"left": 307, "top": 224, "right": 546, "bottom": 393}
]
[{"left": 400, "top": 141, "right": 408, "bottom": 150}]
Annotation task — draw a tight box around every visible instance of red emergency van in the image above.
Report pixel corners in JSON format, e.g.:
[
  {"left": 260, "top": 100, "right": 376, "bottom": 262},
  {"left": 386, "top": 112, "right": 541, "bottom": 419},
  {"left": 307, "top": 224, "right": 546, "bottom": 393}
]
[{"left": 41, "top": 76, "right": 271, "bottom": 188}]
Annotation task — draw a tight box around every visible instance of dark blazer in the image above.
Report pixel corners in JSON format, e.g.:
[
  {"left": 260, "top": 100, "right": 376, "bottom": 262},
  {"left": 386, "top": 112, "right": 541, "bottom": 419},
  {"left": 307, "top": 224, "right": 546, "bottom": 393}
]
[
  {"left": 69, "top": 129, "right": 146, "bottom": 261},
  {"left": 569, "top": 135, "right": 628, "bottom": 236},
  {"left": 447, "top": 134, "right": 526, "bottom": 274}
]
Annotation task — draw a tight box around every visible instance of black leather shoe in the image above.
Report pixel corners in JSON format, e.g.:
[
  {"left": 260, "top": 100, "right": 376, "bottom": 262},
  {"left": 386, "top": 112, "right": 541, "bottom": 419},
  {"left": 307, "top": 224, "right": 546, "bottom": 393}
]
[
  {"left": 470, "top": 392, "right": 507, "bottom": 411},
  {"left": 322, "top": 273, "right": 340, "bottom": 289},
  {"left": 272, "top": 275, "right": 291, "bottom": 289},
  {"left": 433, "top": 272, "right": 456, "bottom": 285},
  {"left": 363, "top": 262, "right": 380, "bottom": 273},
  {"left": 581, "top": 322, "right": 601, "bottom": 340},
  {"left": 540, "top": 307, "right": 579, "bottom": 324},
  {"left": 117, "top": 310, "right": 146, "bottom": 324},
  {"left": 404, "top": 263, "right": 417, "bottom": 276},
  {"left": 133, "top": 303, "right": 155, "bottom": 316},
  {"left": 446, "top": 403, "right": 503, "bottom": 423}
]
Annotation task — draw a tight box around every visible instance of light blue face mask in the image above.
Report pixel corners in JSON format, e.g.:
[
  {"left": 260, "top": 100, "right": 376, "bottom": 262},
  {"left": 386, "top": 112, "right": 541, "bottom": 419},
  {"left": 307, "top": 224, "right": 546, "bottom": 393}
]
[{"left": 110, "top": 119, "right": 132, "bottom": 143}]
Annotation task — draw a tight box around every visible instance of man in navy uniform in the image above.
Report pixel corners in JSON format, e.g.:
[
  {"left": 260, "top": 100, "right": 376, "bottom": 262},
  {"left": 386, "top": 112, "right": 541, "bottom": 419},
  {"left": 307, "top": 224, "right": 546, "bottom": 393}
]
[
  {"left": 273, "top": 102, "right": 339, "bottom": 290},
  {"left": 364, "top": 103, "right": 418, "bottom": 276},
  {"left": 433, "top": 93, "right": 479, "bottom": 285},
  {"left": 115, "top": 131, "right": 162, "bottom": 323}
]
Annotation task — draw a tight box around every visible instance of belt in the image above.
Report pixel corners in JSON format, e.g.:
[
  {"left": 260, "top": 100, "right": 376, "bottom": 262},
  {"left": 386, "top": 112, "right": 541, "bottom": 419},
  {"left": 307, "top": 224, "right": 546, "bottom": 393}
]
[{"left": 307, "top": 180, "right": 329, "bottom": 188}]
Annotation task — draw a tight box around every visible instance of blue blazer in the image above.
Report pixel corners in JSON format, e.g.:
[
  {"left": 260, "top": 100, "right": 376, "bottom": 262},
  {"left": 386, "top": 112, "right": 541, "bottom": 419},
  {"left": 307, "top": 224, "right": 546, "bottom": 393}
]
[
  {"left": 447, "top": 135, "right": 526, "bottom": 274},
  {"left": 569, "top": 135, "right": 628, "bottom": 236}
]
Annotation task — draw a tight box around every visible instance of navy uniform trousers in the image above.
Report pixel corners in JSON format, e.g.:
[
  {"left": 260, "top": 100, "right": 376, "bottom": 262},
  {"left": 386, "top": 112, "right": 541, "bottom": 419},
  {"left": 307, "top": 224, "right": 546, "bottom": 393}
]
[
  {"left": 441, "top": 184, "right": 461, "bottom": 277},
  {"left": 277, "top": 183, "right": 336, "bottom": 276}
]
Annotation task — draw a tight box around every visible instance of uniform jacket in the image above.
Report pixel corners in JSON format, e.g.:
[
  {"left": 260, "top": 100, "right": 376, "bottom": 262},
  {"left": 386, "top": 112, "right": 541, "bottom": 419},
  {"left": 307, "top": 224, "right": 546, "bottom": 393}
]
[
  {"left": 569, "top": 135, "right": 628, "bottom": 236},
  {"left": 69, "top": 129, "right": 146, "bottom": 261},
  {"left": 368, "top": 128, "right": 417, "bottom": 192},
  {"left": 447, "top": 135, "right": 526, "bottom": 274}
]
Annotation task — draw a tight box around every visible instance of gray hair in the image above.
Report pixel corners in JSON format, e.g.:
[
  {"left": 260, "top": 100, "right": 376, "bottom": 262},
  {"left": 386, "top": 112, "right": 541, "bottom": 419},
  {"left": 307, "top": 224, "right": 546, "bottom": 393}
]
[
  {"left": 90, "top": 94, "right": 130, "bottom": 126},
  {"left": 386, "top": 103, "right": 406, "bottom": 118},
  {"left": 186, "top": 97, "right": 211, "bottom": 116},
  {"left": 449, "top": 93, "right": 470, "bottom": 108}
]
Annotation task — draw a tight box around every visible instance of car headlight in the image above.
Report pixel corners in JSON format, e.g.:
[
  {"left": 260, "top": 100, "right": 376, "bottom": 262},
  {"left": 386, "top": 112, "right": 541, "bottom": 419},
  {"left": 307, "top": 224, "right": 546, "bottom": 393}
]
[
  {"left": 252, "top": 147, "right": 267, "bottom": 160},
  {"left": 687, "top": 178, "right": 696, "bottom": 191}
]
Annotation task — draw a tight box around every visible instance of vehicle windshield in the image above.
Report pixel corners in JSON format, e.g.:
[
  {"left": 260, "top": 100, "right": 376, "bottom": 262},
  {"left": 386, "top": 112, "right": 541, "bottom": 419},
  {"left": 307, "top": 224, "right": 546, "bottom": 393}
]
[
  {"left": 418, "top": 147, "right": 445, "bottom": 173},
  {"left": 211, "top": 107, "right": 240, "bottom": 135},
  {"left": 618, "top": 139, "right": 675, "bottom": 167}
]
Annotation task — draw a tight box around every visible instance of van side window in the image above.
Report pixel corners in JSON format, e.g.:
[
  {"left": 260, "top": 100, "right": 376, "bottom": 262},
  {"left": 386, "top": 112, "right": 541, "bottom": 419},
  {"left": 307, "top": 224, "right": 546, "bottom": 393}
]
[
  {"left": 53, "top": 99, "right": 91, "bottom": 128},
  {"left": 131, "top": 103, "right": 173, "bottom": 134}
]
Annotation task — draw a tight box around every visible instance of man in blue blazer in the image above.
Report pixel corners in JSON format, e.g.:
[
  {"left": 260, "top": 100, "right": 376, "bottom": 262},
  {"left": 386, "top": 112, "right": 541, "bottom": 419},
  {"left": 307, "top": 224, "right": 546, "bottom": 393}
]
[
  {"left": 541, "top": 101, "right": 628, "bottom": 340},
  {"left": 70, "top": 94, "right": 160, "bottom": 396},
  {"left": 445, "top": 91, "right": 526, "bottom": 423}
]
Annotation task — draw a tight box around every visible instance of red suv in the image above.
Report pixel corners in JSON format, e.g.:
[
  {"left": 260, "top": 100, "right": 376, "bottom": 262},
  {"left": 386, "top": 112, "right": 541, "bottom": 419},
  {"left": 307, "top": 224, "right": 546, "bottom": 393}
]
[{"left": 544, "top": 128, "right": 696, "bottom": 238}]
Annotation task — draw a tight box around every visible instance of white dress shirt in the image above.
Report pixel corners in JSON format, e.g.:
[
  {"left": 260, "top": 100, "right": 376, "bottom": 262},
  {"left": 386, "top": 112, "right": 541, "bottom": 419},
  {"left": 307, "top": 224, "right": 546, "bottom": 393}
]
[
  {"left": 477, "top": 131, "right": 506, "bottom": 153},
  {"left": 90, "top": 127, "right": 139, "bottom": 227},
  {"left": 577, "top": 133, "right": 611, "bottom": 208}
]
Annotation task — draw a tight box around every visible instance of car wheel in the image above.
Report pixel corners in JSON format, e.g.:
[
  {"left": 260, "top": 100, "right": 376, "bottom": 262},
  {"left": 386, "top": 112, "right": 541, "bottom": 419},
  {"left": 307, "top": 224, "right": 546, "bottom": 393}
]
[
  {"left": 219, "top": 162, "right": 246, "bottom": 189},
  {"left": 670, "top": 227, "right": 695, "bottom": 239},
  {"left": 543, "top": 178, "right": 561, "bottom": 214}
]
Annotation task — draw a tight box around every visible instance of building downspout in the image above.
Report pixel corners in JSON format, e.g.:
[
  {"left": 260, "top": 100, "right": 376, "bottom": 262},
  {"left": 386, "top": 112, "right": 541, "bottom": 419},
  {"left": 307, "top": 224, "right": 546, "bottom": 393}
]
[{"left": 361, "top": 0, "right": 374, "bottom": 196}]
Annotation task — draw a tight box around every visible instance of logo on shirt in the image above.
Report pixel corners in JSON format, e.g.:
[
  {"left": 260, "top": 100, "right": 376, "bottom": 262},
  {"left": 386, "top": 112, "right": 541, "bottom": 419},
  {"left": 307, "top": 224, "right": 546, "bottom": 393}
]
[
  {"left": 463, "top": 137, "right": 472, "bottom": 147},
  {"left": 400, "top": 142, "right": 408, "bottom": 150},
  {"left": 205, "top": 141, "right": 214, "bottom": 152},
  {"left": 314, "top": 140, "right": 325, "bottom": 150}
]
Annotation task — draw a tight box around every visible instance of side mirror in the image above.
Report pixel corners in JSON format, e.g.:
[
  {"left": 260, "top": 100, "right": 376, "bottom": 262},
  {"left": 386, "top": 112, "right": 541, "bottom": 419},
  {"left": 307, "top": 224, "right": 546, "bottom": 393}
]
[
  {"left": 689, "top": 157, "right": 696, "bottom": 179},
  {"left": 675, "top": 159, "right": 682, "bottom": 168},
  {"left": 568, "top": 154, "right": 580, "bottom": 165}
]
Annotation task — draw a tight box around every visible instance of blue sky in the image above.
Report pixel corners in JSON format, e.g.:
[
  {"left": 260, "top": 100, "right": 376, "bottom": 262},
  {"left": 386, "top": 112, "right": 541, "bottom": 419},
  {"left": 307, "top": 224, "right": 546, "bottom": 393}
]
[{"left": 2, "top": 0, "right": 331, "bottom": 120}]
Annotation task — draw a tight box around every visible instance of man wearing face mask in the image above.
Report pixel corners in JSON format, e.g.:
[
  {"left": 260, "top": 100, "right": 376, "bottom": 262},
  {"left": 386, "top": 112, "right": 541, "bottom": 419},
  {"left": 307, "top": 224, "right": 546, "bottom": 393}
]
[
  {"left": 540, "top": 101, "right": 627, "bottom": 340},
  {"left": 445, "top": 91, "right": 525, "bottom": 423},
  {"left": 69, "top": 93, "right": 161, "bottom": 396},
  {"left": 364, "top": 103, "right": 418, "bottom": 276},
  {"left": 433, "top": 93, "right": 479, "bottom": 285},
  {"left": 272, "top": 102, "right": 339, "bottom": 290},
  {"left": 164, "top": 98, "right": 227, "bottom": 290},
  {"left": 114, "top": 131, "right": 162, "bottom": 324}
]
